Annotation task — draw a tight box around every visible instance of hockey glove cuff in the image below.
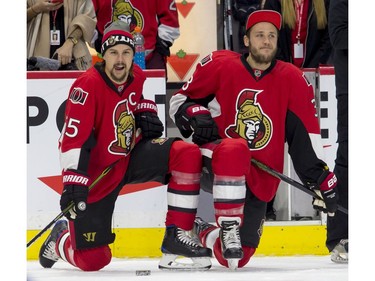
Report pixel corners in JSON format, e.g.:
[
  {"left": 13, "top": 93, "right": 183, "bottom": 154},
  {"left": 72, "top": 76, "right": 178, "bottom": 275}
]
[
  {"left": 134, "top": 99, "right": 164, "bottom": 138},
  {"left": 175, "top": 102, "right": 219, "bottom": 145},
  {"left": 312, "top": 170, "right": 338, "bottom": 216},
  {"left": 60, "top": 169, "right": 90, "bottom": 220},
  {"left": 155, "top": 36, "right": 172, "bottom": 57}
]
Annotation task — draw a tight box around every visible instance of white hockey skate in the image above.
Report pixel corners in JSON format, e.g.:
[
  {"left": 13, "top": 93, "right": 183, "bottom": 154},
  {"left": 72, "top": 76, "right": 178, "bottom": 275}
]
[
  {"left": 330, "top": 239, "right": 348, "bottom": 264},
  {"left": 159, "top": 225, "right": 212, "bottom": 271},
  {"left": 218, "top": 217, "right": 243, "bottom": 270},
  {"left": 39, "top": 220, "right": 68, "bottom": 268}
]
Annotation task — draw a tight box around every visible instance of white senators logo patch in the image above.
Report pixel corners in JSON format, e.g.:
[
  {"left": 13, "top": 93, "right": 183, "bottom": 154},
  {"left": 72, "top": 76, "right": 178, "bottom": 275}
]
[{"left": 69, "top": 87, "right": 88, "bottom": 105}]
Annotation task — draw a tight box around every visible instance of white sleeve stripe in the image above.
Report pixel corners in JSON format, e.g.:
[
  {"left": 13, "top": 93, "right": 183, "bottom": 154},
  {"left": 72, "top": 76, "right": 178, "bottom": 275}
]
[
  {"left": 60, "top": 148, "right": 81, "bottom": 171},
  {"left": 169, "top": 93, "right": 188, "bottom": 123},
  {"left": 158, "top": 24, "right": 180, "bottom": 43}
]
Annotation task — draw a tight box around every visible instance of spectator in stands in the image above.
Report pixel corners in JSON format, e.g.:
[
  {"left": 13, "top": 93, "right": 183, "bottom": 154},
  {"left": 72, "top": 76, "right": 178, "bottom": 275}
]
[
  {"left": 326, "top": 0, "right": 348, "bottom": 264},
  {"left": 263, "top": 0, "right": 332, "bottom": 68},
  {"left": 262, "top": 0, "right": 332, "bottom": 220},
  {"left": 232, "top": 0, "right": 262, "bottom": 54},
  {"left": 91, "top": 0, "right": 180, "bottom": 72},
  {"left": 27, "top": 0, "right": 97, "bottom": 70}
]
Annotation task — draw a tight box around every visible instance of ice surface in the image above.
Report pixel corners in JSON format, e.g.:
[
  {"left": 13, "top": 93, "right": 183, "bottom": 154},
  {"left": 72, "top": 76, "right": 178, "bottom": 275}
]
[{"left": 27, "top": 255, "right": 348, "bottom": 281}]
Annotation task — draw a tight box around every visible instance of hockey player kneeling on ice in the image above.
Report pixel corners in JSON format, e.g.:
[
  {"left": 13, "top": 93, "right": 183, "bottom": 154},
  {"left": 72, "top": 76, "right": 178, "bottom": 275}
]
[
  {"left": 165, "top": 10, "right": 339, "bottom": 271},
  {"left": 39, "top": 20, "right": 210, "bottom": 272}
]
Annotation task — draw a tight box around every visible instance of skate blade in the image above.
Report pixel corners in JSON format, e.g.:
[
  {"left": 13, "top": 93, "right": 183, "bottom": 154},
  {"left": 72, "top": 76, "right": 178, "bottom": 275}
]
[
  {"left": 227, "top": 258, "right": 240, "bottom": 270},
  {"left": 158, "top": 254, "right": 211, "bottom": 271},
  {"left": 331, "top": 253, "right": 348, "bottom": 264}
]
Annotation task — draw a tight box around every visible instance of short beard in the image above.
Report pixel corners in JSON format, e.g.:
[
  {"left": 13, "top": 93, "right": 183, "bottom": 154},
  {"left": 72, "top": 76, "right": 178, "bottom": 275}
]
[
  {"left": 249, "top": 44, "right": 277, "bottom": 64},
  {"left": 110, "top": 64, "right": 128, "bottom": 83}
]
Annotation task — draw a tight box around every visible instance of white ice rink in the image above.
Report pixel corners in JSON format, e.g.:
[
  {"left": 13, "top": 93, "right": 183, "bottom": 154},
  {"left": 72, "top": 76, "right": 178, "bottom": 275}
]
[{"left": 27, "top": 256, "right": 349, "bottom": 281}]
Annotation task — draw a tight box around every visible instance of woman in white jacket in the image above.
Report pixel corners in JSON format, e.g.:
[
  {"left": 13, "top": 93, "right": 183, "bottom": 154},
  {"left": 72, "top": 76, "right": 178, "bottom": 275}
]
[{"left": 27, "top": 0, "right": 97, "bottom": 70}]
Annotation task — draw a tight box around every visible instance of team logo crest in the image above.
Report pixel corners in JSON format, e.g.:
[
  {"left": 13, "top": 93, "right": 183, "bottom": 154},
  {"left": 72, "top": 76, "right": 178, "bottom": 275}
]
[
  {"left": 69, "top": 87, "right": 88, "bottom": 105},
  {"left": 111, "top": 0, "right": 144, "bottom": 32},
  {"left": 109, "top": 100, "right": 135, "bottom": 155},
  {"left": 225, "top": 89, "right": 272, "bottom": 150}
]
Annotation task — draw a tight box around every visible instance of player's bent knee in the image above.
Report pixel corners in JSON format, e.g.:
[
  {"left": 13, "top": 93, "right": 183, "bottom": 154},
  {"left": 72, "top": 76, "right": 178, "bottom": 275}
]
[
  {"left": 212, "top": 138, "right": 250, "bottom": 176},
  {"left": 170, "top": 140, "right": 201, "bottom": 171},
  {"left": 75, "top": 245, "right": 112, "bottom": 271}
]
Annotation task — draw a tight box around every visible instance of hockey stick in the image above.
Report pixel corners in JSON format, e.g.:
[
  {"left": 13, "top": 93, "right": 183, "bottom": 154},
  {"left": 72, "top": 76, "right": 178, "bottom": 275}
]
[
  {"left": 223, "top": 0, "right": 233, "bottom": 50},
  {"left": 227, "top": 0, "right": 234, "bottom": 50},
  {"left": 251, "top": 158, "right": 348, "bottom": 215},
  {"left": 26, "top": 161, "right": 118, "bottom": 248}
]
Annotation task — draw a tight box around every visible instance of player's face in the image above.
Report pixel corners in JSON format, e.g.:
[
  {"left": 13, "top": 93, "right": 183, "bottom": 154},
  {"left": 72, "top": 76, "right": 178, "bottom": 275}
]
[
  {"left": 103, "top": 44, "right": 134, "bottom": 84},
  {"left": 245, "top": 22, "right": 278, "bottom": 64},
  {"left": 244, "top": 119, "right": 260, "bottom": 141}
]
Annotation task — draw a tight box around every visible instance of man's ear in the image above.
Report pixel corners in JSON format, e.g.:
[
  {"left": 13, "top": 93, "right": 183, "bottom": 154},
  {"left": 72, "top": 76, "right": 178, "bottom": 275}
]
[{"left": 243, "top": 35, "right": 250, "bottom": 47}]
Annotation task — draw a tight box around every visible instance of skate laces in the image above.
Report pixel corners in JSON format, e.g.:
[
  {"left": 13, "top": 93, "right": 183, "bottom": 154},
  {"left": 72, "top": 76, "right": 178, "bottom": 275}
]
[
  {"left": 222, "top": 222, "right": 241, "bottom": 248},
  {"left": 176, "top": 228, "right": 200, "bottom": 248},
  {"left": 42, "top": 241, "right": 59, "bottom": 261}
]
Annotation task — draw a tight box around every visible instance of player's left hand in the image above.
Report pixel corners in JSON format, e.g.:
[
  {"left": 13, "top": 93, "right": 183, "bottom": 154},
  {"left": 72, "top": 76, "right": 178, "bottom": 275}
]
[
  {"left": 190, "top": 111, "right": 219, "bottom": 145},
  {"left": 312, "top": 171, "right": 338, "bottom": 216},
  {"left": 135, "top": 111, "right": 164, "bottom": 138},
  {"left": 155, "top": 36, "right": 172, "bottom": 57},
  {"left": 134, "top": 99, "right": 164, "bottom": 138},
  {"left": 60, "top": 169, "right": 90, "bottom": 220}
]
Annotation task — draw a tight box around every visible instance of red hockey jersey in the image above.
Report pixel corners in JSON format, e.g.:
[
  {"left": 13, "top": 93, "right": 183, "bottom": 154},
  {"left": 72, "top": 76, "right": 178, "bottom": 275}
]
[
  {"left": 59, "top": 64, "right": 146, "bottom": 202},
  {"left": 170, "top": 50, "right": 328, "bottom": 202}
]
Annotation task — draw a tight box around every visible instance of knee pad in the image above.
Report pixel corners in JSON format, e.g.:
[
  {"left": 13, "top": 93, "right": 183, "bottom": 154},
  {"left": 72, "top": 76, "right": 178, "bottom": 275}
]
[
  {"left": 212, "top": 138, "right": 250, "bottom": 176},
  {"left": 74, "top": 245, "right": 112, "bottom": 271},
  {"left": 170, "top": 140, "right": 202, "bottom": 173}
]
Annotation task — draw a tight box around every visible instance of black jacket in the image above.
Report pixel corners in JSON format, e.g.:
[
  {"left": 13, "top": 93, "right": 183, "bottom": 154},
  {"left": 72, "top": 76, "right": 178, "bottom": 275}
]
[
  {"left": 328, "top": 0, "right": 348, "bottom": 96},
  {"left": 264, "top": 0, "right": 332, "bottom": 68}
]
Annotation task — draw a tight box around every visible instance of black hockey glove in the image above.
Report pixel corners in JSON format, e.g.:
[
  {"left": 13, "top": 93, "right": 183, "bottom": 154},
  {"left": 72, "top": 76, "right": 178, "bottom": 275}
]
[
  {"left": 60, "top": 169, "right": 89, "bottom": 220},
  {"left": 175, "top": 102, "right": 219, "bottom": 145},
  {"left": 309, "top": 170, "right": 338, "bottom": 216},
  {"left": 155, "top": 36, "right": 172, "bottom": 57},
  {"left": 134, "top": 99, "right": 164, "bottom": 138}
]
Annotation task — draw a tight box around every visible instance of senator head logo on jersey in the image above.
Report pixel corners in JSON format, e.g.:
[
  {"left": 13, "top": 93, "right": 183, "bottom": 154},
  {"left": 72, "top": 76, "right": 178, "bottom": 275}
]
[
  {"left": 108, "top": 100, "right": 135, "bottom": 155},
  {"left": 225, "top": 89, "right": 272, "bottom": 150}
]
